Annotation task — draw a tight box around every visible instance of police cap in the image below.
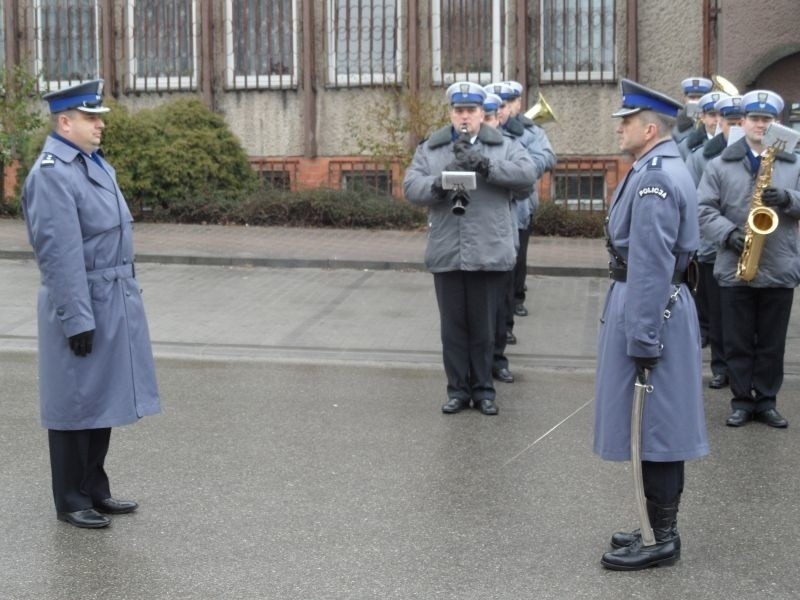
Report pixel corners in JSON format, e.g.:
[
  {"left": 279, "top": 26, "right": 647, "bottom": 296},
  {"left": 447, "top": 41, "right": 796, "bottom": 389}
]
[
  {"left": 698, "top": 92, "right": 729, "bottom": 113},
  {"left": 681, "top": 77, "right": 713, "bottom": 97},
  {"left": 612, "top": 79, "right": 684, "bottom": 118},
  {"left": 446, "top": 81, "right": 487, "bottom": 107},
  {"left": 741, "top": 90, "right": 784, "bottom": 117},
  {"left": 715, "top": 95, "right": 744, "bottom": 119},
  {"left": 484, "top": 82, "right": 514, "bottom": 101},
  {"left": 43, "top": 79, "right": 110, "bottom": 114},
  {"left": 483, "top": 93, "right": 503, "bottom": 114}
]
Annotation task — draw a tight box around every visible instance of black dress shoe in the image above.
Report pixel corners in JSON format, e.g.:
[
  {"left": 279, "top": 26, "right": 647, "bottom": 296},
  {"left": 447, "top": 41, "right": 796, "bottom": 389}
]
[
  {"left": 726, "top": 408, "right": 752, "bottom": 427},
  {"left": 442, "top": 397, "right": 470, "bottom": 414},
  {"left": 478, "top": 398, "right": 498, "bottom": 415},
  {"left": 513, "top": 304, "right": 528, "bottom": 317},
  {"left": 57, "top": 509, "right": 111, "bottom": 528},
  {"left": 95, "top": 497, "right": 139, "bottom": 514},
  {"left": 492, "top": 367, "right": 514, "bottom": 383},
  {"left": 754, "top": 408, "right": 788, "bottom": 428},
  {"left": 708, "top": 374, "right": 729, "bottom": 389},
  {"left": 506, "top": 331, "right": 517, "bottom": 345}
]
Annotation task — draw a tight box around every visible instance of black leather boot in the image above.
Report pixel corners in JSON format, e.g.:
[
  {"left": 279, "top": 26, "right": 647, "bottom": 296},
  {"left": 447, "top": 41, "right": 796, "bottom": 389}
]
[{"left": 601, "top": 499, "right": 681, "bottom": 570}]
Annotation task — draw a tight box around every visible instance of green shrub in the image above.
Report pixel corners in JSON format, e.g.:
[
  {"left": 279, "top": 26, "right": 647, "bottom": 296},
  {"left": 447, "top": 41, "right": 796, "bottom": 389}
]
[
  {"left": 102, "top": 98, "right": 258, "bottom": 213},
  {"left": 151, "top": 187, "right": 428, "bottom": 230},
  {"left": 532, "top": 201, "right": 606, "bottom": 237}
]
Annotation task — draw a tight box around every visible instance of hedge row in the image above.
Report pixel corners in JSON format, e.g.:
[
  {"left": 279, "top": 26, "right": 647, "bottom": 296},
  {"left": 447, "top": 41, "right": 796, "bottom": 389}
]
[{"left": 5, "top": 96, "right": 604, "bottom": 236}]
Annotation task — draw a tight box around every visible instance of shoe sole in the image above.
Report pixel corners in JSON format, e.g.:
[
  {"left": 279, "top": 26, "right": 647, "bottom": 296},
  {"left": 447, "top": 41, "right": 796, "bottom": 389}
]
[
  {"left": 57, "top": 514, "right": 111, "bottom": 528},
  {"left": 95, "top": 507, "right": 138, "bottom": 514},
  {"left": 601, "top": 555, "right": 679, "bottom": 571}
]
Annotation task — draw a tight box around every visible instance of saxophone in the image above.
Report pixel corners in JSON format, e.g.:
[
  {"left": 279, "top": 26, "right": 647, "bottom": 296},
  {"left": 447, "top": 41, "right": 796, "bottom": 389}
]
[{"left": 735, "top": 143, "right": 782, "bottom": 281}]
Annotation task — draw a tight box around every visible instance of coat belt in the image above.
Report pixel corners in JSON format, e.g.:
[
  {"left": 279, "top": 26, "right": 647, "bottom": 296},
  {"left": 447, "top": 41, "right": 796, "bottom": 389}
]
[
  {"left": 609, "top": 266, "right": 688, "bottom": 285},
  {"left": 86, "top": 263, "right": 135, "bottom": 283}
]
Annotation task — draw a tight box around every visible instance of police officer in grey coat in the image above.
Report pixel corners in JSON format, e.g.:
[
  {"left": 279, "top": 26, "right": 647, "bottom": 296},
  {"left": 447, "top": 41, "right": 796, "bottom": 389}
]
[
  {"left": 22, "top": 80, "right": 160, "bottom": 528},
  {"left": 672, "top": 77, "right": 712, "bottom": 145},
  {"left": 686, "top": 95, "right": 745, "bottom": 391},
  {"left": 697, "top": 89, "right": 800, "bottom": 428},
  {"left": 500, "top": 80, "right": 557, "bottom": 318},
  {"left": 403, "top": 82, "right": 536, "bottom": 415},
  {"left": 595, "top": 79, "right": 708, "bottom": 571}
]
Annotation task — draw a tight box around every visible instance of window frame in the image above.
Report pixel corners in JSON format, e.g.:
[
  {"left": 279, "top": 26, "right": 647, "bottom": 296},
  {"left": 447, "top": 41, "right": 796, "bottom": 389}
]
[
  {"left": 539, "top": 0, "right": 615, "bottom": 83},
  {"left": 326, "top": 0, "right": 404, "bottom": 87},
  {"left": 224, "top": 0, "right": 299, "bottom": 89},
  {"left": 431, "top": 0, "right": 507, "bottom": 85},
  {"left": 34, "top": 0, "right": 101, "bottom": 90},
  {"left": 126, "top": 0, "right": 199, "bottom": 91}
]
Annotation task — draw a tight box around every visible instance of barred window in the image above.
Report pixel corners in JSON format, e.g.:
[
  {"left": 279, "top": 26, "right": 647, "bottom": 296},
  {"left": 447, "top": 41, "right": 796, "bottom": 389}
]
[
  {"left": 341, "top": 169, "right": 393, "bottom": 195},
  {"left": 327, "top": 0, "right": 402, "bottom": 87},
  {"left": 432, "top": 0, "right": 506, "bottom": 85},
  {"left": 225, "top": 0, "right": 298, "bottom": 89},
  {"left": 34, "top": 0, "right": 100, "bottom": 88},
  {"left": 126, "top": 0, "right": 197, "bottom": 90},
  {"left": 551, "top": 159, "right": 613, "bottom": 212},
  {"left": 540, "top": 0, "right": 615, "bottom": 83}
]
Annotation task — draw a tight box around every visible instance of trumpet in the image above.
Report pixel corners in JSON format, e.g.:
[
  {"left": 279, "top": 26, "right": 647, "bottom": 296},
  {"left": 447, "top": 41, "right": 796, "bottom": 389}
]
[{"left": 524, "top": 92, "right": 557, "bottom": 125}]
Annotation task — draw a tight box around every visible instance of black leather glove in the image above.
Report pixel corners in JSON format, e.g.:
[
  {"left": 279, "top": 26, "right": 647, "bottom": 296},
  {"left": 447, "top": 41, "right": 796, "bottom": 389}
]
[
  {"left": 762, "top": 186, "right": 790, "bottom": 209},
  {"left": 431, "top": 177, "right": 448, "bottom": 200},
  {"left": 633, "top": 355, "right": 658, "bottom": 379},
  {"left": 68, "top": 329, "right": 95, "bottom": 357},
  {"left": 443, "top": 159, "right": 463, "bottom": 172},
  {"left": 453, "top": 136, "right": 472, "bottom": 161},
  {"left": 459, "top": 150, "right": 491, "bottom": 177},
  {"left": 726, "top": 228, "right": 746, "bottom": 253}
]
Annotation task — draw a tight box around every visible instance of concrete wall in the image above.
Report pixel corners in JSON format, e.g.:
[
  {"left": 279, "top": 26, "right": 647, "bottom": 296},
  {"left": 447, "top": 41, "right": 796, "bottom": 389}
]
[
  {"left": 717, "top": 0, "right": 800, "bottom": 90},
  {"left": 636, "top": 0, "right": 704, "bottom": 99}
]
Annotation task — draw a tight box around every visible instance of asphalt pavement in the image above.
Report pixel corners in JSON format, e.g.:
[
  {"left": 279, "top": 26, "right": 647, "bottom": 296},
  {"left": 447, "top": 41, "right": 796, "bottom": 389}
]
[{"left": 1, "top": 218, "right": 800, "bottom": 599}]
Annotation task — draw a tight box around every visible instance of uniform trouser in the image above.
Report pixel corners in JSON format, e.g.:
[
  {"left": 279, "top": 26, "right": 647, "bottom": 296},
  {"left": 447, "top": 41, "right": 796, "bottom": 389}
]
[
  {"left": 699, "top": 261, "right": 726, "bottom": 377},
  {"left": 48, "top": 427, "right": 112, "bottom": 513},
  {"left": 719, "top": 286, "right": 794, "bottom": 413},
  {"left": 434, "top": 270, "right": 506, "bottom": 402},
  {"left": 693, "top": 262, "right": 711, "bottom": 342},
  {"left": 493, "top": 271, "right": 514, "bottom": 371},
  {"left": 642, "top": 461, "right": 684, "bottom": 505},
  {"left": 513, "top": 227, "right": 531, "bottom": 306}
]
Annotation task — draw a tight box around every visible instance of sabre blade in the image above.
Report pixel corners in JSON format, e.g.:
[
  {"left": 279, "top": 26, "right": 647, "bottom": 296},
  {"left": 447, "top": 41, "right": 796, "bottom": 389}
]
[{"left": 631, "top": 370, "right": 656, "bottom": 546}]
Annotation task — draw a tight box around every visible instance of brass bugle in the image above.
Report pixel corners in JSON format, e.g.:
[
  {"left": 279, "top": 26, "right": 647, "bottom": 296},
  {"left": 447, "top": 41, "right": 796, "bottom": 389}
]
[
  {"left": 711, "top": 74, "right": 739, "bottom": 96},
  {"left": 524, "top": 92, "right": 557, "bottom": 125}
]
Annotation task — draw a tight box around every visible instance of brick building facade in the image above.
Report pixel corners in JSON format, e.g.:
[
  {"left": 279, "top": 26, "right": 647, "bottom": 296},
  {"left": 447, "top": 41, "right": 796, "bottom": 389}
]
[{"left": 2, "top": 0, "right": 799, "bottom": 208}]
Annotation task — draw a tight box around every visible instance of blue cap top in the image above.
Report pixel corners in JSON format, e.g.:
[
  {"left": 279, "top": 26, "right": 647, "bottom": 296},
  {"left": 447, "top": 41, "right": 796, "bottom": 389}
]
[
  {"left": 484, "top": 82, "right": 515, "bottom": 101},
  {"left": 715, "top": 95, "right": 744, "bottom": 118},
  {"left": 42, "top": 79, "right": 110, "bottom": 114},
  {"left": 447, "top": 81, "right": 487, "bottom": 107},
  {"left": 698, "top": 91, "right": 729, "bottom": 113},
  {"left": 741, "top": 90, "right": 784, "bottom": 117},
  {"left": 503, "top": 80, "right": 523, "bottom": 98},
  {"left": 483, "top": 93, "right": 503, "bottom": 113},
  {"left": 681, "top": 77, "right": 713, "bottom": 96},
  {"left": 612, "top": 78, "right": 684, "bottom": 118}
]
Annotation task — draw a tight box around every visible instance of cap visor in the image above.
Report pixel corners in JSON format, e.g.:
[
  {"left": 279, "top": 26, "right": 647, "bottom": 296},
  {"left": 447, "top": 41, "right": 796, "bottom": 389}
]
[
  {"left": 611, "top": 106, "right": 643, "bottom": 118},
  {"left": 451, "top": 102, "right": 482, "bottom": 108},
  {"left": 77, "top": 106, "right": 111, "bottom": 114}
]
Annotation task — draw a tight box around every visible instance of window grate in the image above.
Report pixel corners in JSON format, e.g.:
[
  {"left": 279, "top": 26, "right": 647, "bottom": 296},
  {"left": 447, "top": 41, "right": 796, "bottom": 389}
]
[
  {"left": 224, "top": 0, "right": 298, "bottom": 89},
  {"left": 540, "top": 0, "right": 615, "bottom": 83},
  {"left": 327, "top": 0, "right": 403, "bottom": 87},
  {"left": 34, "top": 0, "right": 101, "bottom": 89},
  {"left": 432, "top": 0, "right": 506, "bottom": 84},
  {"left": 126, "top": 0, "right": 197, "bottom": 91}
]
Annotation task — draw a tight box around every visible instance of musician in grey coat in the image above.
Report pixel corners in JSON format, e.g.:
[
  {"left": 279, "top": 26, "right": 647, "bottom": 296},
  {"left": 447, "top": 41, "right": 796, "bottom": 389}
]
[
  {"left": 403, "top": 81, "right": 535, "bottom": 415},
  {"left": 22, "top": 80, "right": 160, "bottom": 528},
  {"left": 697, "top": 89, "right": 800, "bottom": 428},
  {"left": 596, "top": 79, "right": 708, "bottom": 571}
]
